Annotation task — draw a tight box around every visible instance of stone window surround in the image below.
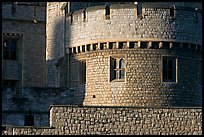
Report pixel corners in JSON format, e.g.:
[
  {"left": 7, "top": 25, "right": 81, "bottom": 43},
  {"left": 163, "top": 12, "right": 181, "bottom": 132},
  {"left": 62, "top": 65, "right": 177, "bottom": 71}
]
[
  {"left": 78, "top": 59, "right": 86, "bottom": 85},
  {"left": 109, "top": 54, "right": 126, "bottom": 83},
  {"left": 161, "top": 55, "right": 178, "bottom": 84},
  {"left": 3, "top": 33, "right": 23, "bottom": 61}
]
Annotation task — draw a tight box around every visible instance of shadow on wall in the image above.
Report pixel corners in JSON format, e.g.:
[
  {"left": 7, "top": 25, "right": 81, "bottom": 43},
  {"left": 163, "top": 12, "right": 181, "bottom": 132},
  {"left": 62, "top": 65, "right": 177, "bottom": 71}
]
[{"left": 48, "top": 3, "right": 86, "bottom": 105}]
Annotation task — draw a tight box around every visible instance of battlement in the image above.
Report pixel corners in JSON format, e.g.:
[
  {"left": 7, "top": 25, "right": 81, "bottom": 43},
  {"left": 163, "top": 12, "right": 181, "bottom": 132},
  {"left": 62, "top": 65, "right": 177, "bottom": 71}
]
[
  {"left": 67, "top": 3, "right": 202, "bottom": 24},
  {"left": 65, "top": 3, "right": 202, "bottom": 49}
]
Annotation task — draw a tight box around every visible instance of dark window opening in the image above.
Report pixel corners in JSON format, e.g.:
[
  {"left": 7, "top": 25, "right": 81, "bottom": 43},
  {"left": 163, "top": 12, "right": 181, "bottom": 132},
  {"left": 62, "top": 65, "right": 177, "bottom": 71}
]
[
  {"left": 170, "top": 6, "right": 175, "bottom": 17},
  {"left": 83, "top": 9, "right": 86, "bottom": 21},
  {"left": 24, "top": 109, "right": 34, "bottom": 126},
  {"left": 3, "top": 39, "right": 17, "bottom": 60},
  {"left": 11, "top": 2, "right": 17, "bottom": 16},
  {"left": 137, "top": 3, "right": 142, "bottom": 17},
  {"left": 105, "top": 5, "right": 110, "bottom": 19},
  {"left": 3, "top": 80, "right": 17, "bottom": 87},
  {"left": 163, "top": 57, "right": 177, "bottom": 82},
  {"left": 70, "top": 13, "right": 73, "bottom": 24}
]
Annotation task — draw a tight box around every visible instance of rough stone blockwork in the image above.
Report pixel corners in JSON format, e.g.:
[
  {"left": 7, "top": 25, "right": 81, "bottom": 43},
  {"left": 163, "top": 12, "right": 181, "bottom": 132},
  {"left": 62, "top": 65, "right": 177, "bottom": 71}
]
[{"left": 2, "top": 106, "right": 202, "bottom": 135}]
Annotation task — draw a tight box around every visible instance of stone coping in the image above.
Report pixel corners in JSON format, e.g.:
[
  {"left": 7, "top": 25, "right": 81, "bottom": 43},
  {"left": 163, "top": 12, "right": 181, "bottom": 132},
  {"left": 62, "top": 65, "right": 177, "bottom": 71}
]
[
  {"left": 49, "top": 105, "right": 202, "bottom": 110},
  {"left": 67, "top": 3, "right": 201, "bottom": 17}
]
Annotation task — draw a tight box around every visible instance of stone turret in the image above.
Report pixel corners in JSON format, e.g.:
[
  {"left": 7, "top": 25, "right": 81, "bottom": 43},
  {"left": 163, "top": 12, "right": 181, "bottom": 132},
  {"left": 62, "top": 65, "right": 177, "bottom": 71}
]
[{"left": 46, "top": 2, "right": 202, "bottom": 107}]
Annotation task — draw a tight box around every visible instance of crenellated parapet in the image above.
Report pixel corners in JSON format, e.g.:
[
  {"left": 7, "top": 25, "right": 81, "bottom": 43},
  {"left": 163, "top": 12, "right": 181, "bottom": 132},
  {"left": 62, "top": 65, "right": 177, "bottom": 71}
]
[{"left": 65, "top": 3, "right": 202, "bottom": 51}]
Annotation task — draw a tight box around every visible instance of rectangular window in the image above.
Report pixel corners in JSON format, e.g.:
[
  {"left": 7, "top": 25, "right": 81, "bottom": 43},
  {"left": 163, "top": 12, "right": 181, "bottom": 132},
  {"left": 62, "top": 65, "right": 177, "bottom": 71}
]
[
  {"left": 105, "top": 5, "right": 110, "bottom": 19},
  {"left": 162, "top": 56, "right": 177, "bottom": 82},
  {"left": 110, "top": 56, "right": 125, "bottom": 82},
  {"left": 78, "top": 60, "right": 86, "bottom": 84},
  {"left": 3, "top": 39, "right": 17, "bottom": 60}
]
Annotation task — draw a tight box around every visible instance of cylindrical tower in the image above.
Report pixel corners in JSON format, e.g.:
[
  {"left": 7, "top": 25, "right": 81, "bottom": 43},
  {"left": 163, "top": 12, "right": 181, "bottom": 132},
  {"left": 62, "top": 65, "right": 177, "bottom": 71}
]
[{"left": 65, "top": 2, "right": 202, "bottom": 107}]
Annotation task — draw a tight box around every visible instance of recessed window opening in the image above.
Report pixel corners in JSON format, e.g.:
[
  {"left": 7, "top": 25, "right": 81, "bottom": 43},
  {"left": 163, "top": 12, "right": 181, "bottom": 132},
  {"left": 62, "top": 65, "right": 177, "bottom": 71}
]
[
  {"left": 105, "top": 5, "right": 110, "bottom": 16},
  {"left": 11, "top": 2, "right": 17, "bottom": 16},
  {"left": 70, "top": 13, "right": 73, "bottom": 24},
  {"left": 3, "top": 39, "right": 17, "bottom": 60},
  {"left": 105, "top": 5, "right": 110, "bottom": 19},
  {"left": 110, "top": 57, "right": 125, "bottom": 81},
  {"left": 162, "top": 56, "right": 177, "bottom": 82},
  {"left": 83, "top": 9, "right": 86, "bottom": 22},
  {"left": 170, "top": 6, "right": 175, "bottom": 18}
]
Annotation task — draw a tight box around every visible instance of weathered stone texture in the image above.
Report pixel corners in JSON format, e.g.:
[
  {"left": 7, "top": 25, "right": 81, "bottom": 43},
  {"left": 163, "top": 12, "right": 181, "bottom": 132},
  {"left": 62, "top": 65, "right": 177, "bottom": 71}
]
[
  {"left": 2, "top": 87, "right": 72, "bottom": 126},
  {"left": 67, "top": 4, "right": 202, "bottom": 47},
  {"left": 2, "top": 2, "right": 46, "bottom": 87},
  {"left": 2, "top": 106, "right": 202, "bottom": 135},
  {"left": 69, "top": 48, "right": 201, "bottom": 107}
]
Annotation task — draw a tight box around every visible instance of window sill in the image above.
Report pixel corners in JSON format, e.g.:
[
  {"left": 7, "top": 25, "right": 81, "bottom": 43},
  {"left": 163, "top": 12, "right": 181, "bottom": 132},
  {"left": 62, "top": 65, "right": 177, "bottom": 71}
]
[
  {"left": 110, "top": 79, "right": 125, "bottom": 83},
  {"left": 162, "top": 82, "right": 177, "bottom": 85}
]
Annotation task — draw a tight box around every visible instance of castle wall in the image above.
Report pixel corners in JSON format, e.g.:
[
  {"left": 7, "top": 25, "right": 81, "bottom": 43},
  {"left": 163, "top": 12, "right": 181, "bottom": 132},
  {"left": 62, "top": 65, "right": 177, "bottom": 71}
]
[
  {"left": 67, "top": 4, "right": 202, "bottom": 48},
  {"left": 67, "top": 4, "right": 202, "bottom": 106},
  {"left": 70, "top": 47, "right": 202, "bottom": 106},
  {"left": 2, "top": 2, "right": 46, "bottom": 87},
  {"left": 2, "top": 87, "right": 72, "bottom": 126},
  {"left": 46, "top": 2, "right": 66, "bottom": 87},
  {"left": 2, "top": 106, "right": 202, "bottom": 135}
]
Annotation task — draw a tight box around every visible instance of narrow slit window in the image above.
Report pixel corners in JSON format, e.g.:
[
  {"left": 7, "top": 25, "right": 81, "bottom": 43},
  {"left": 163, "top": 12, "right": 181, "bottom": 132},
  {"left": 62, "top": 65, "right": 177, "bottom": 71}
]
[
  {"left": 105, "top": 5, "right": 110, "bottom": 19},
  {"left": 162, "top": 57, "right": 177, "bottom": 82}
]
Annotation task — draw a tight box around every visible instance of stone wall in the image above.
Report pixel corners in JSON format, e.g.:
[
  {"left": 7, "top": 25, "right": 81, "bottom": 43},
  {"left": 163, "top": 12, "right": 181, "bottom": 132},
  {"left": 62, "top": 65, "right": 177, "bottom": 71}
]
[
  {"left": 69, "top": 46, "right": 202, "bottom": 107},
  {"left": 2, "top": 2, "right": 46, "bottom": 87},
  {"left": 2, "top": 87, "right": 72, "bottom": 126},
  {"left": 65, "top": 3, "right": 202, "bottom": 107},
  {"left": 2, "top": 106, "right": 202, "bottom": 135},
  {"left": 66, "top": 3, "right": 202, "bottom": 48},
  {"left": 46, "top": 2, "right": 66, "bottom": 87}
]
